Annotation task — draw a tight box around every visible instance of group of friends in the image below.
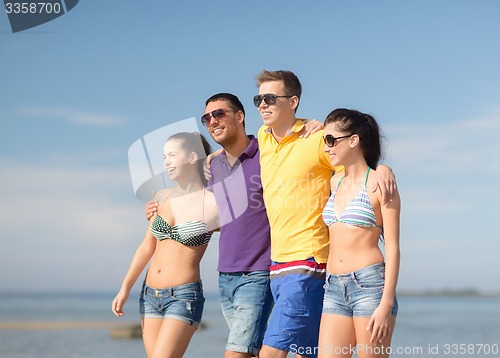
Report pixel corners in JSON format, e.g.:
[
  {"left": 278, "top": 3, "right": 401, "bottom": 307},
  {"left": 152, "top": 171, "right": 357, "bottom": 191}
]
[{"left": 112, "top": 70, "right": 401, "bottom": 358}]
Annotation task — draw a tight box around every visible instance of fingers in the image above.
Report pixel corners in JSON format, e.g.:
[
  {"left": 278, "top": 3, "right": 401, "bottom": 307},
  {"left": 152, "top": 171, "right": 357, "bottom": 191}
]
[
  {"left": 145, "top": 200, "right": 159, "bottom": 220},
  {"left": 112, "top": 298, "right": 124, "bottom": 317}
]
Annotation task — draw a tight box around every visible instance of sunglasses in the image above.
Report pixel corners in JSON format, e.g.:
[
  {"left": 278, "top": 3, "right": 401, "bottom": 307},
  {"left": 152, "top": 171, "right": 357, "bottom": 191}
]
[
  {"left": 323, "top": 134, "right": 355, "bottom": 147},
  {"left": 201, "top": 108, "right": 234, "bottom": 127},
  {"left": 253, "top": 94, "right": 293, "bottom": 107}
]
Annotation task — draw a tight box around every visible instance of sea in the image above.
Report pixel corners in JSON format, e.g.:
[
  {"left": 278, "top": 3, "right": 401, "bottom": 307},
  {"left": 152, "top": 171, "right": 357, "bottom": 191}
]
[{"left": 0, "top": 292, "right": 499, "bottom": 357}]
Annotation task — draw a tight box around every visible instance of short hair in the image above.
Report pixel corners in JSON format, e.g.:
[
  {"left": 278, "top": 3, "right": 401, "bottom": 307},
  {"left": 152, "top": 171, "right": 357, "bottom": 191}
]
[
  {"left": 205, "top": 92, "right": 245, "bottom": 127},
  {"left": 324, "top": 109, "right": 382, "bottom": 170},
  {"left": 256, "top": 70, "right": 302, "bottom": 111}
]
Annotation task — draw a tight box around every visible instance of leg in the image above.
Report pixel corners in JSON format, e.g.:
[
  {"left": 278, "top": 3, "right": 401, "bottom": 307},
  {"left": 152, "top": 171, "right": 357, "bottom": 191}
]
[
  {"left": 150, "top": 318, "right": 197, "bottom": 358},
  {"left": 223, "top": 271, "right": 274, "bottom": 358},
  {"left": 318, "top": 314, "right": 356, "bottom": 358},
  {"left": 262, "top": 261, "right": 326, "bottom": 358},
  {"left": 259, "top": 344, "right": 289, "bottom": 358},
  {"left": 141, "top": 318, "right": 163, "bottom": 358},
  {"left": 353, "top": 316, "right": 396, "bottom": 358}
]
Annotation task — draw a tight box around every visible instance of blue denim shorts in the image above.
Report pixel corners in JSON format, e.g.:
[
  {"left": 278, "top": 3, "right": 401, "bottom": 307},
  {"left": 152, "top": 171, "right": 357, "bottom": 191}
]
[
  {"left": 263, "top": 259, "right": 326, "bottom": 358},
  {"left": 139, "top": 281, "right": 205, "bottom": 327},
  {"left": 219, "top": 271, "right": 273, "bottom": 356},
  {"left": 322, "top": 262, "right": 398, "bottom": 317}
]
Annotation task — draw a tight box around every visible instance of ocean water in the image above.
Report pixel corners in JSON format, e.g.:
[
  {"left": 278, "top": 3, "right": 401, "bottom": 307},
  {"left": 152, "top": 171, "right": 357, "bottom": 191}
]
[{"left": 0, "top": 292, "right": 499, "bottom": 357}]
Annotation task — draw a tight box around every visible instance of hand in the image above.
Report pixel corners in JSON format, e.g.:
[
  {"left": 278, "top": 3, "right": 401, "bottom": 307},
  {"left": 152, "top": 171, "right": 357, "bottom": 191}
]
[
  {"left": 369, "top": 165, "right": 397, "bottom": 205},
  {"left": 112, "top": 290, "right": 130, "bottom": 317},
  {"left": 299, "top": 119, "right": 324, "bottom": 138},
  {"left": 366, "top": 304, "right": 392, "bottom": 343},
  {"left": 203, "top": 149, "right": 223, "bottom": 181},
  {"left": 145, "top": 191, "right": 158, "bottom": 221}
]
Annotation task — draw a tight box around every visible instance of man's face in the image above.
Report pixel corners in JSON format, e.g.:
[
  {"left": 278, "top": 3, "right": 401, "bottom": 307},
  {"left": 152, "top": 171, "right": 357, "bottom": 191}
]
[
  {"left": 257, "top": 80, "right": 294, "bottom": 129},
  {"left": 203, "top": 100, "right": 242, "bottom": 147}
]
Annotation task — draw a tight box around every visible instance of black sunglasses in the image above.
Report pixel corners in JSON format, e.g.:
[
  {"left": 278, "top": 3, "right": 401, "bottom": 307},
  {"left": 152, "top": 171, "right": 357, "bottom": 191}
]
[
  {"left": 323, "top": 134, "right": 355, "bottom": 147},
  {"left": 253, "top": 94, "right": 293, "bottom": 107},
  {"left": 201, "top": 108, "right": 234, "bottom": 127}
]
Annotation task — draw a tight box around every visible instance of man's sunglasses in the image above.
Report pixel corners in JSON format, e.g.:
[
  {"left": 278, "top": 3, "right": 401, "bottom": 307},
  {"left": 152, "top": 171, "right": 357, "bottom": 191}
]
[
  {"left": 323, "top": 134, "right": 355, "bottom": 147},
  {"left": 201, "top": 108, "right": 234, "bottom": 127},
  {"left": 253, "top": 94, "right": 293, "bottom": 107}
]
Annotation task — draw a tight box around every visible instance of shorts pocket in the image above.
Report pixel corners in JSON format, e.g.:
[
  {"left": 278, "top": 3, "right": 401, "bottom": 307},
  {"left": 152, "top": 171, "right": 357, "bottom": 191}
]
[{"left": 354, "top": 272, "right": 385, "bottom": 290}]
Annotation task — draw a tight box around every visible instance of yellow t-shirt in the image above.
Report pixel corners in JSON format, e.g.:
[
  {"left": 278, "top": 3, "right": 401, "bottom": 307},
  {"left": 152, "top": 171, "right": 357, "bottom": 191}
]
[{"left": 258, "top": 119, "right": 336, "bottom": 263}]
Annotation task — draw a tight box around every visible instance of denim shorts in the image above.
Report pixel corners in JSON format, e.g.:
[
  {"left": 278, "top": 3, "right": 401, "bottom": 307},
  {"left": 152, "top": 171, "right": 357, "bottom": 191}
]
[
  {"left": 219, "top": 271, "right": 273, "bottom": 356},
  {"left": 322, "top": 262, "right": 398, "bottom": 317},
  {"left": 263, "top": 259, "right": 326, "bottom": 358},
  {"left": 139, "top": 281, "right": 205, "bottom": 327}
]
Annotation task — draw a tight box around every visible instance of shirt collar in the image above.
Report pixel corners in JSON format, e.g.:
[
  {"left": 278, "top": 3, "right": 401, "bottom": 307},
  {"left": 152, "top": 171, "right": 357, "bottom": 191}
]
[{"left": 264, "top": 118, "right": 308, "bottom": 136}]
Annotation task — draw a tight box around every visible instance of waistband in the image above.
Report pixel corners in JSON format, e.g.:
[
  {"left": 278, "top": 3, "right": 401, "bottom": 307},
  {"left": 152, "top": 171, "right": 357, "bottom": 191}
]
[
  {"left": 142, "top": 281, "right": 203, "bottom": 298},
  {"left": 326, "top": 262, "right": 385, "bottom": 283},
  {"left": 270, "top": 258, "right": 326, "bottom": 280}
]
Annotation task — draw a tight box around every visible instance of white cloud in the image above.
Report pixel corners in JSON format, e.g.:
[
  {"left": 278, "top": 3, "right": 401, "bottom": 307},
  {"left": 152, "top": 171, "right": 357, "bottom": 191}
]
[{"left": 16, "top": 106, "right": 124, "bottom": 127}]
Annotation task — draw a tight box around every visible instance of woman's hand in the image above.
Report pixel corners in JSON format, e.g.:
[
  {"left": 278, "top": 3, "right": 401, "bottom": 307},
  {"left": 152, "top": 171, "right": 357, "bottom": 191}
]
[
  {"left": 112, "top": 290, "right": 130, "bottom": 317},
  {"left": 366, "top": 302, "right": 393, "bottom": 343},
  {"left": 145, "top": 194, "right": 158, "bottom": 221},
  {"left": 299, "top": 119, "right": 324, "bottom": 138}
]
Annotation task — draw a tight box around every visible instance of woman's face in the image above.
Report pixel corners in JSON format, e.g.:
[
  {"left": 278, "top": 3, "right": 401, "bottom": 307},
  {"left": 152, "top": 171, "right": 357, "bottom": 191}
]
[
  {"left": 323, "top": 122, "right": 356, "bottom": 167},
  {"left": 163, "top": 139, "right": 192, "bottom": 181}
]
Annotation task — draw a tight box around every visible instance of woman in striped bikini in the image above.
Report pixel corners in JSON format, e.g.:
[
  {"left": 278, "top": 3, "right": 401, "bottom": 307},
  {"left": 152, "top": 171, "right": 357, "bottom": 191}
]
[
  {"left": 112, "top": 132, "right": 219, "bottom": 358},
  {"left": 318, "top": 109, "right": 401, "bottom": 358}
]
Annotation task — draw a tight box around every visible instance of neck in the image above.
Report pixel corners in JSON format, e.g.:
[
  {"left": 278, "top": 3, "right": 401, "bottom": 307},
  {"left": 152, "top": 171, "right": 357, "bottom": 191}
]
[
  {"left": 175, "top": 171, "right": 204, "bottom": 193},
  {"left": 341, "top": 157, "right": 370, "bottom": 182},
  {"left": 224, "top": 132, "right": 251, "bottom": 165},
  {"left": 271, "top": 116, "right": 296, "bottom": 142}
]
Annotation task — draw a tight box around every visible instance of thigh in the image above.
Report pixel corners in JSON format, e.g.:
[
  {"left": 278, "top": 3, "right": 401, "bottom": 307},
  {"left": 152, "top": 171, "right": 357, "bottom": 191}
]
[
  {"left": 264, "top": 274, "right": 324, "bottom": 356},
  {"left": 318, "top": 314, "right": 356, "bottom": 358},
  {"left": 219, "top": 274, "right": 236, "bottom": 327},
  {"left": 227, "top": 272, "right": 273, "bottom": 355},
  {"left": 151, "top": 318, "right": 197, "bottom": 358},
  {"left": 141, "top": 318, "right": 163, "bottom": 358},
  {"left": 353, "top": 316, "right": 396, "bottom": 358}
]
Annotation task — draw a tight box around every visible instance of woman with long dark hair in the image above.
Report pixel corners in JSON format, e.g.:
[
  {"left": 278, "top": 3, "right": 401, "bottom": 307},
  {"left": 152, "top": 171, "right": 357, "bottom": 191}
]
[{"left": 318, "top": 109, "right": 400, "bottom": 358}]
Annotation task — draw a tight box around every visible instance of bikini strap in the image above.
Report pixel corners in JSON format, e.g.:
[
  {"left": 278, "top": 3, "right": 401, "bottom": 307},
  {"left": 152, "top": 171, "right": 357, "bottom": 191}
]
[{"left": 364, "top": 167, "right": 371, "bottom": 186}]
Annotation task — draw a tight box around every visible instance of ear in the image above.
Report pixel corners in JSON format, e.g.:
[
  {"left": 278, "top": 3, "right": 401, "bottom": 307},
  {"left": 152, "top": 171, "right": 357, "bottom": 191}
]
[
  {"left": 349, "top": 134, "right": 360, "bottom": 148},
  {"left": 290, "top": 96, "right": 299, "bottom": 112},
  {"left": 189, "top": 152, "right": 199, "bottom": 164},
  {"left": 236, "top": 110, "right": 245, "bottom": 125}
]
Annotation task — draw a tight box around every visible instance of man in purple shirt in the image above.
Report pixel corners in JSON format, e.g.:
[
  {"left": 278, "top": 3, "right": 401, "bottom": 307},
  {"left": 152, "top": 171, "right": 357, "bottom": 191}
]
[{"left": 202, "top": 93, "right": 273, "bottom": 358}]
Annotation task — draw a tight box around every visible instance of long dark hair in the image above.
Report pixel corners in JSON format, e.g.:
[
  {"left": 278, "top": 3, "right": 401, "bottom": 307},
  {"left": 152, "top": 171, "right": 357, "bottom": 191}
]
[
  {"left": 324, "top": 108, "right": 382, "bottom": 169},
  {"left": 167, "top": 132, "right": 212, "bottom": 186}
]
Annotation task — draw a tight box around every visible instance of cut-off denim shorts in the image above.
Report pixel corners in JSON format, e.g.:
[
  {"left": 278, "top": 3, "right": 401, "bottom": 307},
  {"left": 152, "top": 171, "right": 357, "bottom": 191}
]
[
  {"left": 139, "top": 281, "right": 205, "bottom": 327},
  {"left": 322, "top": 262, "right": 398, "bottom": 317}
]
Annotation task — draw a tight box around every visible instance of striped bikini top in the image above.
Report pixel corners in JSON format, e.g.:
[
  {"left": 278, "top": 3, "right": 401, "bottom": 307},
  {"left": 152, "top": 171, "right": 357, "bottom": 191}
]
[
  {"left": 151, "top": 189, "right": 212, "bottom": 247},
  {"left": 322, "top": 168, "right": 383, "bottom": 232}
]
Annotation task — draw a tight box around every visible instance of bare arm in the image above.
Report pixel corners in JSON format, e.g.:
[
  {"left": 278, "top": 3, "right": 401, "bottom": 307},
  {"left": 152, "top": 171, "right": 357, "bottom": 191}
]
[
  {"left": 112, "top": 222, "right": 157, "bottom": 316},
  {"left": 367, "top": 186, "right": 401, "bottom": 342},
  {"left": 369, "top": 165, "right": 397, "bottom": 205}
]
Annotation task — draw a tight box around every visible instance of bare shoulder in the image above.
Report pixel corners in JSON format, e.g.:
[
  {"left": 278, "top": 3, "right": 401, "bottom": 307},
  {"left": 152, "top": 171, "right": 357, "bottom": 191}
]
[
  {"left": 330, "top": 170, "right": 343, "bottom": 191},
  {"left": 154, "top": 188, "right": 172, "bottom": 203}
]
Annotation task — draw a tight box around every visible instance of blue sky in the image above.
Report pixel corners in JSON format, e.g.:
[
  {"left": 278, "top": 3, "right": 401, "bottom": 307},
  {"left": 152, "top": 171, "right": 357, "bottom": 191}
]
[{"left": 1, "top": 1, "right": 499, "bottom": 293}]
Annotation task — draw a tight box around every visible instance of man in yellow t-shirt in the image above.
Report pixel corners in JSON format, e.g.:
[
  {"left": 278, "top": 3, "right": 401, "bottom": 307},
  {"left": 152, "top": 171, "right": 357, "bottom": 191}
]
[{"left": 254, "top": 70, "right": 334, "bottom": 358}]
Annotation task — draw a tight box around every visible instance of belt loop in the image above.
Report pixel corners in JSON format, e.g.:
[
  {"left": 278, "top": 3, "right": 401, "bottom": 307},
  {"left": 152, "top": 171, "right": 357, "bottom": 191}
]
[{"left": 351, "top": 271, "right": 358, "bottom": 284}]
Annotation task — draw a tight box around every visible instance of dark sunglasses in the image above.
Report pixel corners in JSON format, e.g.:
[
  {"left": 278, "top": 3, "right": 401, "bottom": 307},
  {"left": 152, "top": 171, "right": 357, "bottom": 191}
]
[
  {"left": 201, "top": 108, "right": 234, "bottom": 127},
  {"left": 323, "top": 134, "right": 355, "bottom": 147},
  {"left": 253, "top": 94, "right": 293, "bottom": 107}
]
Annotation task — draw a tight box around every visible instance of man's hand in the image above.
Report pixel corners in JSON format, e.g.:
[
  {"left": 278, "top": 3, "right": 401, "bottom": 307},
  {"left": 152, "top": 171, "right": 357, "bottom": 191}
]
[
  {"left": 145, "top": 191, "right": 158, "bottom": 221},
  {"left": 369, "top": 165, "right": 397, "bottom": 205},
  {"left": 299, "top": 119, "right": 324, "bottom": 138}
]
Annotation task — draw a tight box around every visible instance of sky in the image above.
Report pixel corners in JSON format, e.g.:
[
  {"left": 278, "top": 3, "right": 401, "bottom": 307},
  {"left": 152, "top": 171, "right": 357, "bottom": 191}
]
[{"left": 1, "top": 1, "right": 499, "bottom": 294}]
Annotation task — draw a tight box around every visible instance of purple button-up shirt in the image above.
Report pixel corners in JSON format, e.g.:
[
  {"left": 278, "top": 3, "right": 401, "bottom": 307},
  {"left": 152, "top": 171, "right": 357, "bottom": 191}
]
[{"left": 208, "top": 135, "right": 271, "bottom": 272}]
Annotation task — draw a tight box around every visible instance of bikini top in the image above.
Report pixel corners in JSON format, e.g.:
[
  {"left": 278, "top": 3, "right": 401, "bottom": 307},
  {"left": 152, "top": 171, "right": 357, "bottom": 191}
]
[
  {"left": 151, "top": 189, "right": 212, "bottom": 247},
  {"left": 322, "top": 168, "right": 383, "bottom": 233}
]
